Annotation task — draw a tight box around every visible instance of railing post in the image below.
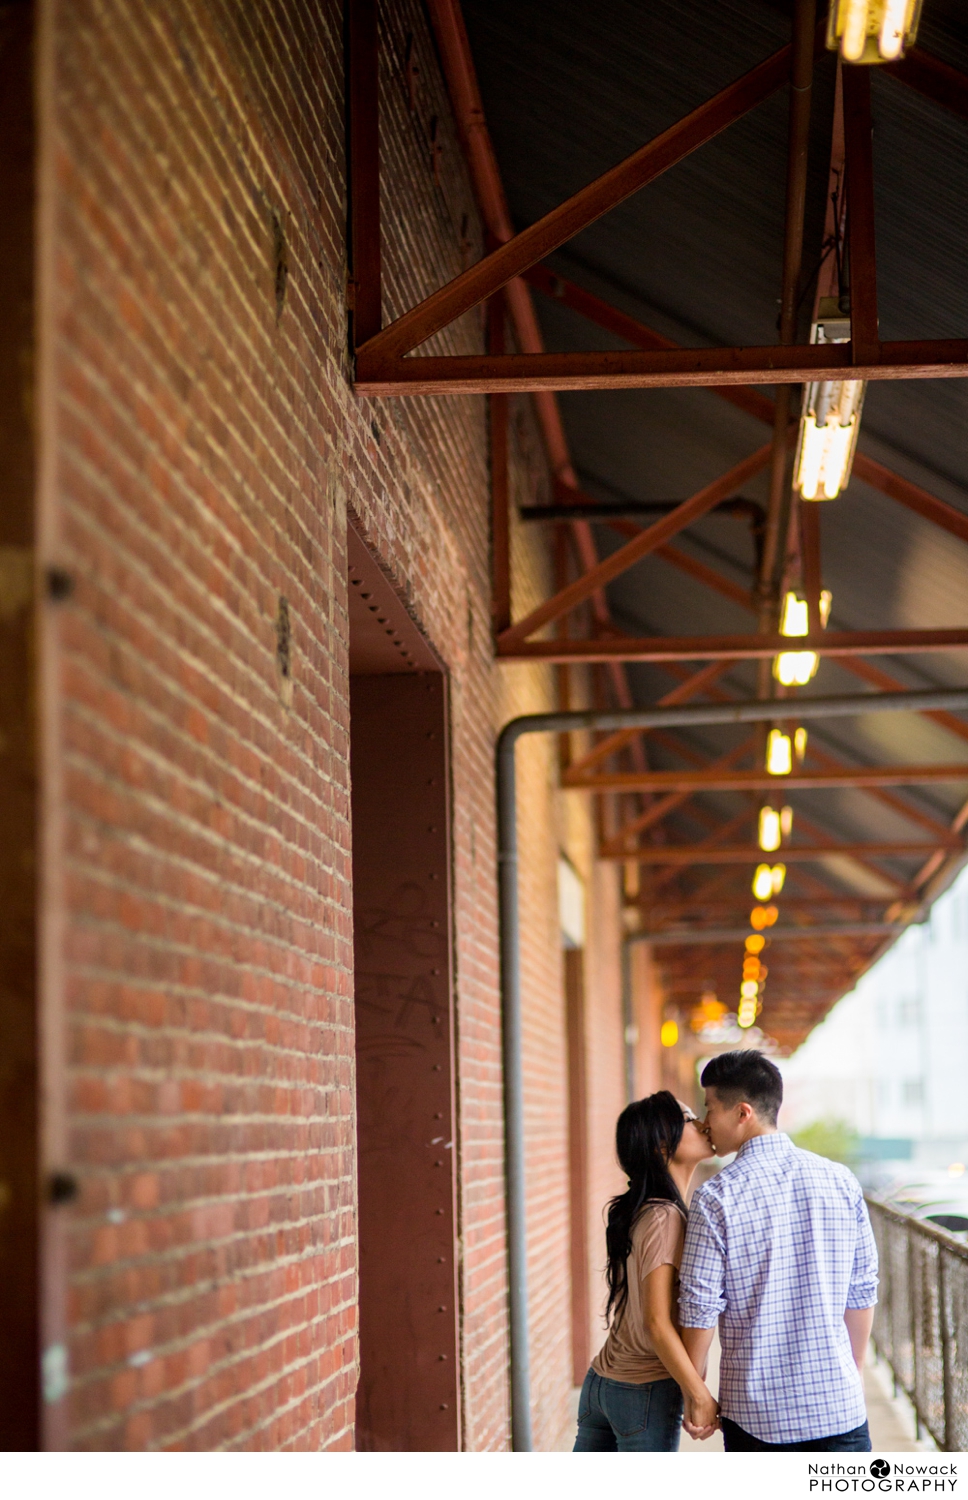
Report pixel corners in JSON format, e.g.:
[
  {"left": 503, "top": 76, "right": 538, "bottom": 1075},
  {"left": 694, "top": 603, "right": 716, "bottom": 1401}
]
[
  {"left": 939, "top": 1249, "right": 954, "bottom": 1452},
  {"left": 908, "top": 1221, "right": 920, "bottom": 1438}
]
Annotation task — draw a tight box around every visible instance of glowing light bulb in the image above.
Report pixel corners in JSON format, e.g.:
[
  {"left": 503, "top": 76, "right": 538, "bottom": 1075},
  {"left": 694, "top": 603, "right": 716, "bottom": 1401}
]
[
  {"left": 879, "top": 0, "right": 910, "bottom": 58},
  {"left": 759, "top": 805, "right": 781, "bottom": 853},
  {"left": 780, "top": 592, "right": 808, "bottom": 637},
  {"left": 752, "top": 864, "right": 774, "bottom": 901},
  {"left": 797, "top": 415, "right": 826, "bottom": 500},
  {"left": 745, "top": 934, "right": 765, "bottom": 954},
  {"left": 794, "top": 727, "right": 808, "bottom": 761},
  {"left": 750, "top": 904, "right": 779, "bottom": 931},
  {"left": 819, "top": 590, "right": 833, "bottom": 628},
  {"left": 737, "top": 999, "right": 758, "bottom": 1029},
  {"left": 842, "top": 0, "right": 870, "bottom": 63},
  {"left": 771, "top": 863, "right": 786, "bottom": 895},
  {"left": 660, "top": 1020, "right": 678, "bottom": 1048},
  {"left": 827, "top": 0, "right": 922, "bottom": 63},
  {"left": 774, "top": 650, "right": 819, "bottom": 687},
  {"left": 780, "top": 805, "right": 794, "bottom": 836},
  {"left": 766, "top": 730, "right": 792, "bottom": 777},
  {"left": 740, "top": 980, "right": 759, "bottom": 1000}
]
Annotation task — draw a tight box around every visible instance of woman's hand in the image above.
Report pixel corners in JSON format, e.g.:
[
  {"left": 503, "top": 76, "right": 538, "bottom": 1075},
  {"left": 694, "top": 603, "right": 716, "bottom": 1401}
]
[{"left": 682, "top": 1386, "right": 720, "bottom": 1441}]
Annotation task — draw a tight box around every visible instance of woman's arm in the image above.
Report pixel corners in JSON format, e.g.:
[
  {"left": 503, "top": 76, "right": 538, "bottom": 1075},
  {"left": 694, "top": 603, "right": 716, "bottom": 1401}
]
[{"left": 643, "top": 1263, "right": 719, "bottom": 1436}]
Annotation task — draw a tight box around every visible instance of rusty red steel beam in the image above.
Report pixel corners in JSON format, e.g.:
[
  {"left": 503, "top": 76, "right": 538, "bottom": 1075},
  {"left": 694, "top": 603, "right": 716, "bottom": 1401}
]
[
  {"left": 501, "top": 627, "right": 968, "bottom": 664},
  {"left": 834, "top": 657, "right": 968, "bottom": 750},
  {"left": 885, "top": 46, "right": 968, "bottom": 126},
  {"left": 648, "top": 807, "right": 756, "bottom": 893},
  {"left": 654, "top": 543, "right": 754, "bottom": 610},
  {"left": 568, "top": 661, "right": 733, "bottom": 776},
  {"left": 850, "top": 452, "right": 968, "bottom": 549},
  {"left": 566, "top": 764, "right": 968, "bottom": 792},
  {"left": 600, "top": 737, "right": 758, "bottom": 854},
  {"left": 521, "top": 264, "right": 778, "bottom": 428},
  {"left": 354, "top": 339, "right": 968, "bottom": 395},
  {"left": 652, "top": 545, "right": 968, "bottom": 760},
  {"left": 497, "top": 445, "right": 774, "bottom": 646},
  {"left": 616, "top": 841, "right": 959, "bottom": 865},
  {"left": 804, "top": 738, "right": 954, "bottom": 842},
  {"left": 524, "top": 266, "right": 968, "bottom": 550},
  {"left": 357, "top": 44, "right": 796, "bottom": 363},
  {"left": 426, "top": 1, "right": 653, "bottom": 739}
]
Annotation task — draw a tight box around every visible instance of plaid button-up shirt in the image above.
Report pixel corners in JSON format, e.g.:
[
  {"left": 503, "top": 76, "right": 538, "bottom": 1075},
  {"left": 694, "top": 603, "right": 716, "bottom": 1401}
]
[{"left": 678, "top": 1132, "right": 878, "bottom": 1445}]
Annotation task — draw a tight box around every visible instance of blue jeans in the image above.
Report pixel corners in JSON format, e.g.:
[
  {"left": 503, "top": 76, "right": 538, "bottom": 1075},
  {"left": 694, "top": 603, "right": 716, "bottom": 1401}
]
[
  {"left": 721, "top": 1417, "right": 872, "bottom": 1452},
  {"left": 573, "top": 1369, "right": 683, "bottom": 1451}
]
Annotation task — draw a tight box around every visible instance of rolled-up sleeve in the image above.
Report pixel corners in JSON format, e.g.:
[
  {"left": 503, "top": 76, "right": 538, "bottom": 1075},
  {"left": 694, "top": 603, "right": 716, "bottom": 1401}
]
[
  {"left": 678, "top": 1188, "right": 727, "bottom": 1328},
  {"left": 846, "top": 1193, "right": 879, "bottom": 1309}
]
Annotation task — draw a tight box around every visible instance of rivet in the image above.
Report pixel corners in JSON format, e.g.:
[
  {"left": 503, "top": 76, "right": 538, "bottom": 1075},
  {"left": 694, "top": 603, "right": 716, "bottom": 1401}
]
[
  {"left": 48, "top": 1172, "right": 79, "bottom": 1206},
  {"left": 46, "top": 567, "right": 74, "bottom": 602}
]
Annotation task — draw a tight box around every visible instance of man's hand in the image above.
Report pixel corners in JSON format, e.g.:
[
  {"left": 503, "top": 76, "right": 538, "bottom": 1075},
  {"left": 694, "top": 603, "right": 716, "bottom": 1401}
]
[{"left": 682, "top": 1386, "right": 720, "bottom": 1441}]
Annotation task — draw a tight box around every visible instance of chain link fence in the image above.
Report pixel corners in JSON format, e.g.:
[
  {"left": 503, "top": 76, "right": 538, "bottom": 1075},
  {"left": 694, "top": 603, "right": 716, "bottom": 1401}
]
[{"left": 867, "top": 1197, "right": 968, "bottom": 1451}]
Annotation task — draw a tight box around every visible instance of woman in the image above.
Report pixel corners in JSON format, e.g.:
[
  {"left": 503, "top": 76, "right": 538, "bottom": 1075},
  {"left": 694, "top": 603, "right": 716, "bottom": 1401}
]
[{"left": 573, "top": 1091, "right": 719, "bottom": 1451}]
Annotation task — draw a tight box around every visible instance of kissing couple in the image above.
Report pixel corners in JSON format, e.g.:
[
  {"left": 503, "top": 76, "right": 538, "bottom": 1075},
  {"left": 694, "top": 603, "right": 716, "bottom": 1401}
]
[{"left": 573, "top": 1049, "right": 878, "bottom": 1452}]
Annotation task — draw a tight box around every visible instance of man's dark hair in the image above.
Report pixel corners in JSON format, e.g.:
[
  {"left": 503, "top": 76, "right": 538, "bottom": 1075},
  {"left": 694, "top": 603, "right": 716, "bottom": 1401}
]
[{"left": 700, "top": 1049, "right": 783, "bottom": 1125}]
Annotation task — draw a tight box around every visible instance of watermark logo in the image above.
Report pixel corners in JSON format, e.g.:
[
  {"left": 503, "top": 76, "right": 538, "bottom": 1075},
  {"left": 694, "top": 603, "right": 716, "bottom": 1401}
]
[{"left": 807, "top": 1462, "right": 958, "bottom": 1491}]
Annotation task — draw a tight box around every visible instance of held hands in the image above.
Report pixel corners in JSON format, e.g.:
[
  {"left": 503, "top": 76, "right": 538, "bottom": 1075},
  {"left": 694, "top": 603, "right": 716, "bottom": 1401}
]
[{"left": 682, "top": 1385, "right": 720, "bottom": 1442}]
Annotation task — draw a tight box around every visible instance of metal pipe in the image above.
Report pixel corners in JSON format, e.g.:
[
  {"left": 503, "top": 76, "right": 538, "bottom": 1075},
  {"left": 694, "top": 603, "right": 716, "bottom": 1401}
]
[
  {"left": 620, "top": 938, "right": 635, "bottom": 1103},
  {"left": 496, "top": 683, "right": 968, "bottom": 1449},
  {"left": 758, "top": 0, "right": 816, "bottom": 685}
]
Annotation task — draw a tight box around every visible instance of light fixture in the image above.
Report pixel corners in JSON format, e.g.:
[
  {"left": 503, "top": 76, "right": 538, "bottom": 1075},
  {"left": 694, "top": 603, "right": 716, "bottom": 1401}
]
[
  {"left": 758, "top": 805, "right": 782, "bottom": 852},
  {"left": 750, "top": 904, "right": 779, "bottom": 931},
  {"left": 737, "top": 997, "right": 758, "bottom": 1029},
  {"left": 774, "top": 589, "right": 833, "bottom": 685},
  {"left": 766, "top": 729, "right": 792, "bottom": 776},
  {"left": 660, "top": 1019, "right": 678, "bottom": 1048},
  {"left": 745, "top": 933, "right": 766, "bottom": 955},
  {"left": 780, "top": 592, "right": 809, "bottom": 636},
  {"left": 795, "top": 301, "right": 866, "bottom": 500},
  {"left": 752, "top": 864, "right": 786, "bottom": 900},
  {"left": 827, "top": 0, "right": 922, "bottom": 63},
  {"left": 794, "top": 726, "right": 808, "bottom": 761}
]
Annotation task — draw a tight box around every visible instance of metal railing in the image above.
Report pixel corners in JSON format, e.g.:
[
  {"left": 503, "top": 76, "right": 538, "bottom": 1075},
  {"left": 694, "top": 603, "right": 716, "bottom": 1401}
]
[{"left": 866, "top": 1196, "right": 968, "bottom": 1451}]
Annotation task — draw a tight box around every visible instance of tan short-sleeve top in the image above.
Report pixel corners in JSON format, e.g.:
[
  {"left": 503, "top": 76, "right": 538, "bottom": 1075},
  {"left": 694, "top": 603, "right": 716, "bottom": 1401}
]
[{"left": 591, "top": 1199, "right": 687, "bottom": 1385}]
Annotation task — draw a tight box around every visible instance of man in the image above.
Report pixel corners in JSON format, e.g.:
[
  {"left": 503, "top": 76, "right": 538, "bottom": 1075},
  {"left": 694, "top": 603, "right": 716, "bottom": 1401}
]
[{"left": 678, "top": 1049, "right": 878, "bottom": 1452}]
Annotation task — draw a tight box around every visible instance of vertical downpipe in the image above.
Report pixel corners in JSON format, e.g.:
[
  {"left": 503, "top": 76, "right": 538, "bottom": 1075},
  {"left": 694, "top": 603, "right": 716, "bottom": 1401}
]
[{"left": 497, "top": 724, "right": 533, "bottom": 1451}]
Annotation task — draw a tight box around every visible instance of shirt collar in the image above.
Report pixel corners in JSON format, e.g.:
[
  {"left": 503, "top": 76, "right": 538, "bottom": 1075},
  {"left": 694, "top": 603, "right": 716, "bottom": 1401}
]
[{"left": 735, "top": 1131, "right": 791, "bottom": 1161}]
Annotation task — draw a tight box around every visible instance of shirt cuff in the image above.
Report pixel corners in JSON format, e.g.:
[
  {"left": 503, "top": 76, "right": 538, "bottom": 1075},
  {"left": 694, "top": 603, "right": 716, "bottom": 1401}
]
[
  {"left": 846, "top": 1283, "right": 878, "bottom": 1309},
  {"left": 677, "top": 1296, "right": 723, "bottom": 1328}
]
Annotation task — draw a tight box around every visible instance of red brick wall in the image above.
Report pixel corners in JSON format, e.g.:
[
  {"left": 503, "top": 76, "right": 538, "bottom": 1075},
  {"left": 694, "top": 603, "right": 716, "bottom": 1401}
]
[{"left": 36, "top": 0, "right": 625, "bottom": 1451}]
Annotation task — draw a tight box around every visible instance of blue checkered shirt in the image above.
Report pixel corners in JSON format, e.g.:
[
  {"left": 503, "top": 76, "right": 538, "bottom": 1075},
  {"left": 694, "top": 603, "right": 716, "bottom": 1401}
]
[{"left": 678, "top": 1132, "right": 878, "bottom": 1444}]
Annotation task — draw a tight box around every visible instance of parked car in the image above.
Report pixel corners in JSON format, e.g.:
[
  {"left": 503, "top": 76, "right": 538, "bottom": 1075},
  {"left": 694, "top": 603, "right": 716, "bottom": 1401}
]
[{"left": 872, "top": 1170, "right": 968, "bottom": 1240}]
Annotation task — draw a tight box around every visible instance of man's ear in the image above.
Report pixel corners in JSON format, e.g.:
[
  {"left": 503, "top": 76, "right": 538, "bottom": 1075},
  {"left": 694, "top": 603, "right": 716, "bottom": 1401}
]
[{"left": 736, "top": 1101, "right": 754, "bottom": 1124}]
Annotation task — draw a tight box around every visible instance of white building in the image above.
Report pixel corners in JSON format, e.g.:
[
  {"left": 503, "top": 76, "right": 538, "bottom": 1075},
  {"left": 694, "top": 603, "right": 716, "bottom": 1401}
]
[{"left": 779, "top": 862, "right": 968, "bottom": 1169}]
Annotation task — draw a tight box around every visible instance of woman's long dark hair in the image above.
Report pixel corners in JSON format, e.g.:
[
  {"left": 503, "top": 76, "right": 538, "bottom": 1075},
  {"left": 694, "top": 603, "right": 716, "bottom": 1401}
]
[{"left": 604, "top": 1091, "right": 687, "bottom": 1324}]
